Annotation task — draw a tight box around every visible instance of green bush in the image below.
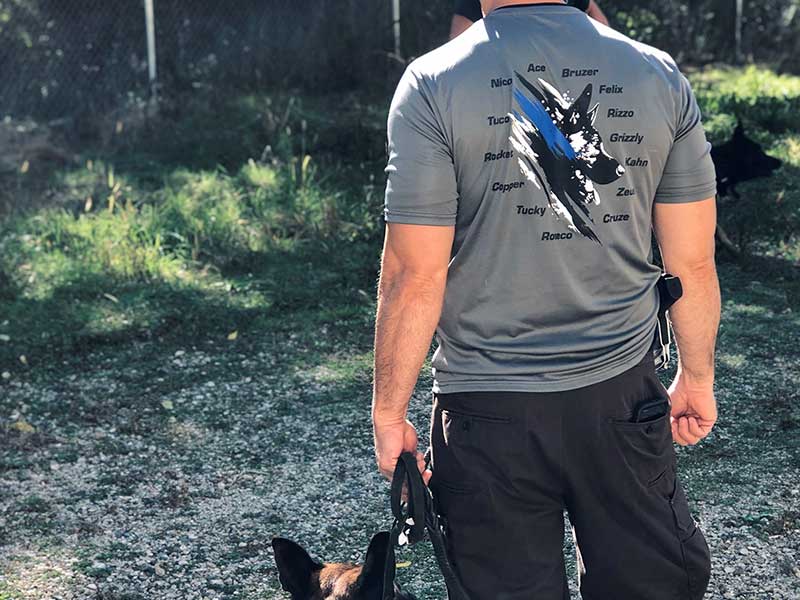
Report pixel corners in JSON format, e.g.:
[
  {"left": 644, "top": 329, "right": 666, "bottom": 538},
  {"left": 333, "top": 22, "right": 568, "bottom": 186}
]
[
  {"left": 157, "top": 169, "right": 255, "bottom": 263},
  {"left": 0, "top": 152, "right": 376, "bottom": 298},
  {"left": 691, "top": 65, "right": 800, "bottom": 133}
]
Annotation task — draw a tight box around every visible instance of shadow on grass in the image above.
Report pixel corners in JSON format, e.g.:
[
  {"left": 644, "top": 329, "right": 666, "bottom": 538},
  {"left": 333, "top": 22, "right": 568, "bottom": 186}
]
[{"left": 0, "top": 236, "right": 381, "bottom": 379}]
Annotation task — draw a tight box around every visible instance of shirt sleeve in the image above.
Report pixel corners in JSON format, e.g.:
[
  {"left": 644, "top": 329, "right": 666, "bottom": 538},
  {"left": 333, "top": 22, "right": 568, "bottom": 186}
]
[
  {"left": 454, "top": 0, "right": 483, "bottom": 22},
  {"left": 383, "top": 67, "right": 459, "bottom": 226},
  {"left": 654, "top": 71, "right": 718, "bottom": 203}
]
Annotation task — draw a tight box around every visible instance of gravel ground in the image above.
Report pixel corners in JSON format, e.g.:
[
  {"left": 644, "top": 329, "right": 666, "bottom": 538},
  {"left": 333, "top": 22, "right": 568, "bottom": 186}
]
[{"left": 1, "top": 263, "right": 798, "bottom": 600}]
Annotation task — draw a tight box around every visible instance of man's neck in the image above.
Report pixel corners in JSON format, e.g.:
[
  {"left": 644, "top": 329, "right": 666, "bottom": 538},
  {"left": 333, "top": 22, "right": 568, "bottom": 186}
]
[{"left": 481, "top": 0, "right": 567, "bottom": 16}]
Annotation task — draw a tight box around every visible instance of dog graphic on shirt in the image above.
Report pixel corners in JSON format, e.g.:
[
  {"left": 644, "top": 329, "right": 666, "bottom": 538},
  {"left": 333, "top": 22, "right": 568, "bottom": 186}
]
[{"left": 508, "top": 72, "right": 625, "bottom": 243}]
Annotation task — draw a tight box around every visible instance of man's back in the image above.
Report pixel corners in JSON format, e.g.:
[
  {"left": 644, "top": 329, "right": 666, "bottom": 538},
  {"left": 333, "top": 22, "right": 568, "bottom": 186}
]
[{"left": 384, "top": 3, "right": 717, "bottom": 393}]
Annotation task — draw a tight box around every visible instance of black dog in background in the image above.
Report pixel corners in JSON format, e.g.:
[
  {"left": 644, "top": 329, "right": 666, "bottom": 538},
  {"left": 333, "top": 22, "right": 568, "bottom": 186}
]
[
  {"left": 711, "top": 121, "right": 782, "bottom": 198},
  {"left": 710, "top": 121, "right": 782, "bottom": 253}
]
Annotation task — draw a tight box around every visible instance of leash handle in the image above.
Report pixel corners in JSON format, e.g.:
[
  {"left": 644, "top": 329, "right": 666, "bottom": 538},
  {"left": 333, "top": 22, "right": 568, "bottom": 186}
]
[
  {"left": 384, "top": 451, "right": 473, "bottom": 600},
  {"left": 383, "top": 453, "right": 424, "bottom": 600},
  {"left": 390, "top": 453, "right": 427, "bottom": 544}
]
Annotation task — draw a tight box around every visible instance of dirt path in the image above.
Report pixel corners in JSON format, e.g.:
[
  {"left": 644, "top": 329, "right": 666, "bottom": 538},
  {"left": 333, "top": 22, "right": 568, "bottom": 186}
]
[{"left": 1, "top": 262, "right": 798, "bottom": 600}]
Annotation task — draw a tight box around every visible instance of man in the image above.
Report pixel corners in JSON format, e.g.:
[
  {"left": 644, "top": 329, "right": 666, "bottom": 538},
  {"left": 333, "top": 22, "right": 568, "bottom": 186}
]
[
  {"left": 451, "top": 0, "right": 608, "bottom": 38},
  {"left": 373, "top": 1, "right": 719, "bottom": 598}
]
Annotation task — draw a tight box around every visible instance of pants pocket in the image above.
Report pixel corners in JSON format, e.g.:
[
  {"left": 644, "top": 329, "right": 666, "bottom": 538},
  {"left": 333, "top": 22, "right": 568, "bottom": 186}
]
[
  {"left": 668, "top": 472, "right": 712, "bottom": 600},
  {"left": 431, "top": 394, "right": 524, "bottom": 494},
  {"left": 609, "top": 409, "right": 674, "bottom": 489}
]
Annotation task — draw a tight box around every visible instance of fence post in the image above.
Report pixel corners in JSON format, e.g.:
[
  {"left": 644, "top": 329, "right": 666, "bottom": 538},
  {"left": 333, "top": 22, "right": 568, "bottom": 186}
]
[
  {"left": 392, "top": 0, "right": 402, "bottom": 60},
  {"left": 144, "top": 0, "right": 158, "bottom": 104},
  {"left": 735, "top": 0, "right": 743, "bottom": 63}
]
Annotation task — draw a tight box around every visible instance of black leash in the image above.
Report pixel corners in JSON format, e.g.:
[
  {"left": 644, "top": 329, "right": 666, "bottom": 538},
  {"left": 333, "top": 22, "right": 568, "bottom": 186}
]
[{"left": 382, "top": 451, "right": 472, "bottom": 600}]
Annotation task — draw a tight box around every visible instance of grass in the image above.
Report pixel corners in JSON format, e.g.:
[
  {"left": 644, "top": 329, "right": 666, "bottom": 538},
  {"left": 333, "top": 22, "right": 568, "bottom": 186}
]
[
  {"left": 693, "top": 64, "right": 800, "bottom": 134},
  {"left": 0, "top": 156, "right": 382, "bottom": 371},
  {"left": 0, "top": 583, "right": 21, "bottom": 600},
  {"left": 0, "top": 87, "right": 391, "bottom": 373}
]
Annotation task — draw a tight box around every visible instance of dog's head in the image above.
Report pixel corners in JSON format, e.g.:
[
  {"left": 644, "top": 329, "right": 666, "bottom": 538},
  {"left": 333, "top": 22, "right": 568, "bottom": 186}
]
[
  {"left": 509, "top": 74, "right": 625, "bottom": 242},
  {"left": 520, "top": 77, "right": 624, "bottom": 185},
  {"left": 559, "top": 83, "right": 625, "bottom": 185},
  {"left": 711, "top": 121, "right": 782, "bottom": 196},
  {"left": 271, "top": 532, "right": 415, "bottom": 600}
]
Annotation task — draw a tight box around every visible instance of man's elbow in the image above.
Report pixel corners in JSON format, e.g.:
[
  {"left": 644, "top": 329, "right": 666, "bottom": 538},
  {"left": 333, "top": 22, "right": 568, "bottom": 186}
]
[
  {"left": 668, "top": 254, "right": 718, "bottom": 284},
  {"left": 378, "top": 261, "right": 447, "bottom": 310},
  {"left": 675, "top": 236, "right": 717, "bottom": 274},
  {"left": 685, "top": 258, "right": 718, "bottom": 277},
  {"left": 380, "top": 265, "right": 448, "bottom": 295}
]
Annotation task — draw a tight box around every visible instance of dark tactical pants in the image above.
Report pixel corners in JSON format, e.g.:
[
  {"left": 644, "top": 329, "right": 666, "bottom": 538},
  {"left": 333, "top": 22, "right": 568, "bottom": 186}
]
[{"left": 428, "top": 354, "right": 711, "bottom": 600}]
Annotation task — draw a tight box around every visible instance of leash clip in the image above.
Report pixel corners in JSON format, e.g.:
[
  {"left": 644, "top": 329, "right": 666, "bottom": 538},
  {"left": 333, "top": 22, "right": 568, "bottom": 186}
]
[{"left": 653, "top": 272, "right": 683, "bottom": 370}]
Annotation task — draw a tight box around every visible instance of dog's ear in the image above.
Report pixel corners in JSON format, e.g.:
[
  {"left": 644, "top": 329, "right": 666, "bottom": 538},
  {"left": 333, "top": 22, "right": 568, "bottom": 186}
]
[
  {"left": 572, "top": 83, "right": 594, "bottom": 117},
  {"left": 356, "top": 531, "right": 392, "bottom": 599},
  {"left": 734, "top": 119, "right": 744, "bottom": 138},
  {"left": 271, "top": 537, "right": 323, "bottom": 598}
]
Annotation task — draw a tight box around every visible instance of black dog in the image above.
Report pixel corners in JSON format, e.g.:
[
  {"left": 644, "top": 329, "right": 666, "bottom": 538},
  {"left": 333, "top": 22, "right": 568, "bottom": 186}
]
[
  {"left": 509, "top": 72, "right": 625, "bottom": 244},
  {"left": 711, "top": 121, "right": 782, "bottom": 198},
  {"left": 710, "top": 121, "right": 783, "bottom": 254},
  {"left": 272, "top": 533, "right": 415, "bottom": 600}
]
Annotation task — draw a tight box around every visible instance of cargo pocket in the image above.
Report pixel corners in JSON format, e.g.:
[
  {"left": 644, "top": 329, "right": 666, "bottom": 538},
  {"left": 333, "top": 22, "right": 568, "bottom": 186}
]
[
  {"left": 668, "top": 472, "right": 712, "bottom": 600},
  {"left": 609, "top": 410, "right": 674, "bottom": 490}
]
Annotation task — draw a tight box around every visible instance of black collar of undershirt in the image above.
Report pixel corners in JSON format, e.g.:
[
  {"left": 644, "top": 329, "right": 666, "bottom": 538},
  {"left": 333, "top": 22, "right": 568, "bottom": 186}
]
[{"left": 493, "top": 2, "right": 577, "bottom": 12}]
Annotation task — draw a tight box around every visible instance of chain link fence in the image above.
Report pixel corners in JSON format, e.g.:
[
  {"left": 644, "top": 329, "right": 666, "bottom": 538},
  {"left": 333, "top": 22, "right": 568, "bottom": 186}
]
[
  {"left": 1, "top": 1, "right": 799, "bottom": 125},
  {"left": 0, "top": 0, "right": 146, "bottom": 121},
  {"left": 0, "top": 0, "right": 405, "bottom": 124}
]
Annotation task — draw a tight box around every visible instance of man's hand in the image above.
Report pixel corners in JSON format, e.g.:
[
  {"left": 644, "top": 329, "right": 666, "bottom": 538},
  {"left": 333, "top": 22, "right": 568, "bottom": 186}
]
[
  {"left": 667, "top": 372, "right": 717, "bottom": 446},
  {"left": 373, "top": 418, "right": 432, "bottom": 486}
]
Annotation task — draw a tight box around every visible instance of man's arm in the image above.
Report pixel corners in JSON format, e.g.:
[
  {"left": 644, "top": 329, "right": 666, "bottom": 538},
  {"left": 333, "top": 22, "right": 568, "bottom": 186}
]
[
  {"left": 653, "top": 198, "right": 720, "bottom": 446},
  {"left": 449, "top": 0, "right": 482, "bottom": 40},
  {"left": 587, "top": 1, "right": 609, "bottom": 26},
  {"left": 449, "top": 14, "right": 475, "bottom": 40},
  {"left": 378, "top": 61, "right": 457, "bottom": 482},
  {"left": 373, "top": 223, "right": 454, "bottom": 481}
]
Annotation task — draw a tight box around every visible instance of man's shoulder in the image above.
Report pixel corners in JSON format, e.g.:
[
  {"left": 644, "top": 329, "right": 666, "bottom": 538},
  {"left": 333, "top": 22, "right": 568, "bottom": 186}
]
[
  {"left": 598, "top": 25, "right": 682, "bottom": 81},
  {"left": 406, "top": 23, "right": 490, "bottom": 84},
  {"left": 402, "top": 21, "right": 685, "bottom": 99}
]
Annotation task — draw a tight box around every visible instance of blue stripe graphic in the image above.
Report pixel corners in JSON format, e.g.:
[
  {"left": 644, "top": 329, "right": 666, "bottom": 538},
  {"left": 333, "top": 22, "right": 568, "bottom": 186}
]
[{"left": 513, "top": 87, "right": 576, "bottom": 160}]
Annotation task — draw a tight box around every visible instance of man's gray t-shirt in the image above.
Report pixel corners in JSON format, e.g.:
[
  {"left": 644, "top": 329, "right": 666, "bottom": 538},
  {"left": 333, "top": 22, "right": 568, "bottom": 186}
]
[{"left": 383, "top": 3, "right": 717, "bottom": 394}]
